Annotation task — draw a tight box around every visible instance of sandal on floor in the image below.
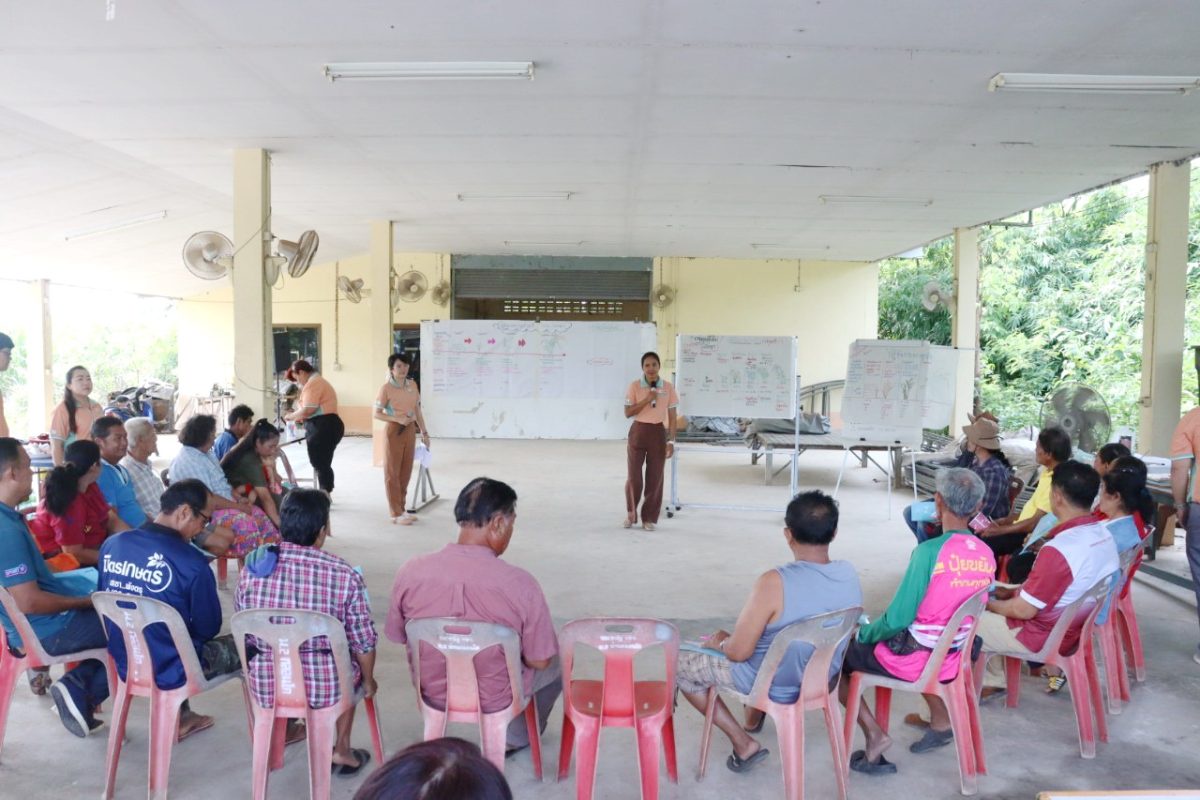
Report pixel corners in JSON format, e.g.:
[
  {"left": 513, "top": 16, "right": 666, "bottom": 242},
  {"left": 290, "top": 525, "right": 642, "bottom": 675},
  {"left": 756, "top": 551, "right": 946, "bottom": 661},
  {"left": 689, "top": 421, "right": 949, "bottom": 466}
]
[
  {"left": 176, "top": 714, "right": 215, "bottom": 743},
  {"left": 726, "top": 747, "right": 769, "bottom": 773},
  {"left": 979, "top": 687, "right": 1007, "bottom": 703},
  {"left": 285, "top": 720, "right": 307, "bottom": 746},
  {"left": 642, "top": 522, "right": 656, "bottom": 531},
  {"left": 1045, "top": 675, "right": 1067, "bottom": 693},
  {"left": 909, "top": 727, "right": 954, "bottom": 753},
  {"left": 622, "top": 516, "right": 635, "bottom": 529},
  {"left": 849, "top": 750, "right": 898, "bottom": 775},
  {"left": 28, "top": 670, "right": 52, "bottom": 697},
  {"left": 903, "top": 713, "right": 931, "bottom": 730},
  {"left": 743, "top": 714, "right": 765, "bottom": 734},
  {"left": 332, "top": 748, "right": 371, "bottom": 777}
]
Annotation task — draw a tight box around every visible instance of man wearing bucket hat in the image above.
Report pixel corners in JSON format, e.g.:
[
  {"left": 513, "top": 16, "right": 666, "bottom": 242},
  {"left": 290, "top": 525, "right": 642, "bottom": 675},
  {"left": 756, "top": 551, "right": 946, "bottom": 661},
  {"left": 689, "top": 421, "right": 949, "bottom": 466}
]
[{"left": 903, "top": 412, "right": 1013, "bottom": 542}]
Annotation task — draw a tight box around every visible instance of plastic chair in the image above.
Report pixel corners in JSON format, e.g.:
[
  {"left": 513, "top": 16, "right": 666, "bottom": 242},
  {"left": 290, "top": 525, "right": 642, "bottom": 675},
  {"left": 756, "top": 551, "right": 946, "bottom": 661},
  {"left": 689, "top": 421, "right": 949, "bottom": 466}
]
[
  {"left": 1114, "top": 526, "right": 1151, "bottom": 685},
  {"left": 698, "top": 606, "right": 862, "bottom": 800},
  {"left": 403, "top": 617, "right": 543, "bottom": 778},
  {"left": 844, "top": 592, "right": 988, "bottom": 796},
  {"left": 92, "top": 591, "right": 244, "bottom": 800},
  {"left": 1095, "top": 545, "right": 1142, "bottom": 715},
  {"left": 230, "top": 609, "right": 385, "bottom": 800},
  {"left": 972, "top": 573, "right": 1118, "bottom": 759},
  {"left": 556, "top": 618, "right": 679, "bottom": 800},
  {"left": 0, "top": 586, "right": 111, "bottom": 762},
  {"left": 215, "top": 556, "right": 242, "bottom": 590},
  {"left": 1006, "top": 475, "right": 1025, "bottom": 510}
]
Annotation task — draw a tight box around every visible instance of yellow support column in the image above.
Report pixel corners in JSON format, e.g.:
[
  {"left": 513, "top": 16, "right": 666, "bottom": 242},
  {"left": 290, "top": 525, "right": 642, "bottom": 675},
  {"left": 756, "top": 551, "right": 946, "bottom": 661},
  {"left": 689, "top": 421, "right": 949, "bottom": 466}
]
[
  {"left": 369, "top": 220, "right": 394, "bottom": 466},
  {"left": 1139, "top": 159, "right": 1192, "bottom": 456},
  {"left": 951, "top": 227, "right": 980, "bottom": 430},
  {"left": 232, "top": 148, "right": 274, "bottom": 420}
]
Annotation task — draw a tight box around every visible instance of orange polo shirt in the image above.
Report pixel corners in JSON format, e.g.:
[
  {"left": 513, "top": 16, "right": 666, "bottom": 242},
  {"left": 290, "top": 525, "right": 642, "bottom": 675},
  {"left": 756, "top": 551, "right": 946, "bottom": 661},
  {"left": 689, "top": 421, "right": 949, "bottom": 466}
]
[
  {"left": 625, "top": 378, "right": 678, "bottom": 428},
  {"left": 375, "top": 378, "right": 420, "bottom": 425},
  {"left": 300, "top": 374, "right": 338, "bottom": 417}
]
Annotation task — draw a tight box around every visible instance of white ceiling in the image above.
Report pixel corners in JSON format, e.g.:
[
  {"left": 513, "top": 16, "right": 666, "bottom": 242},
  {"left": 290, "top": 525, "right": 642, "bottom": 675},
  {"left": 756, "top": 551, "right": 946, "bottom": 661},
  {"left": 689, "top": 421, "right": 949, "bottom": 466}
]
[{"left": 1, "top": 0, "right": 1198, "bottom": 296}]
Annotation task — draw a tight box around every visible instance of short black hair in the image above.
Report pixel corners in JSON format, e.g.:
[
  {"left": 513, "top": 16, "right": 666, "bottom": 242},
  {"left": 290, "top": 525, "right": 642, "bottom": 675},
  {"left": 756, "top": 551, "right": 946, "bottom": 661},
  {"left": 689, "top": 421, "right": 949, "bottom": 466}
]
[
  {"left": 178, "top": 414, "right": 218, "bottom": 448},
  {"left": 0, "top": 437, "right": 24, "bottom": 476},
  {"left": 1096, "top": 442, "right": 1131, "bottom": 465},
  {"left": 784, "top": 490, "right": 839, "bottom": 545},
  {"left": 159, "top": 478, "right": 210, "bottom": 517},
  {"left": 1038, "top": 426, "right": 1074, "bottom": 464},
  {"left": 454, "top": 477, "right": 517, "bottom": 527},
  {"left": 91, "top": 416, "right": 125, "bottom": 440},
  {"left": 0, "top": 332, "right": 13, "bottom": 350},
  {"left": 228, "top": 404, "right": 254, "bottom": 428},
  {"left": 640, "top": 351, "right": 660, "bottom": 367},
  {"left": 352, "top": 737, "right": 512, "bottom": 800},
  {"left": 279, "top": 489, "right": 331, "bottom": 547},
  {"left": 1050, "top": 460, "right": 1100, "bottom": 510},
  {"left": 388, "top": 352, "right": 413, "bottom": 369}
]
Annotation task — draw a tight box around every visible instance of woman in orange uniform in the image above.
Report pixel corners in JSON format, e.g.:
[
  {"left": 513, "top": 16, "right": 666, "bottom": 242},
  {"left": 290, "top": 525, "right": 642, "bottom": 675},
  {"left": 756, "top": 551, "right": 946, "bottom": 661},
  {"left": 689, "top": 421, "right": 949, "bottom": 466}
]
[
  {"left": 623, "top": 351, "right": 677, "bottom": 531},
  {"left": 284, "top": 359, "right": 345, "bottom": 495},
  {"left": 374, "top": 353, "right": 431, "bottom": 525}
]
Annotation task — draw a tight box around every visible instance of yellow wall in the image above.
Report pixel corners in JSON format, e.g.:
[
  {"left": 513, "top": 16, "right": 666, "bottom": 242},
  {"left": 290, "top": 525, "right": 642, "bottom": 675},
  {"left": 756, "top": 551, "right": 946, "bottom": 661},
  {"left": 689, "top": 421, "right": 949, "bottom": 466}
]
[
  {"left": 177, "top": 252, "right": 449, "bottom": 436},
  {"left": 654, "top": 257, "right": 879, "bottom": 418},
  {"left": 178, "top": 253, "right": 878, "bottom": 435}
]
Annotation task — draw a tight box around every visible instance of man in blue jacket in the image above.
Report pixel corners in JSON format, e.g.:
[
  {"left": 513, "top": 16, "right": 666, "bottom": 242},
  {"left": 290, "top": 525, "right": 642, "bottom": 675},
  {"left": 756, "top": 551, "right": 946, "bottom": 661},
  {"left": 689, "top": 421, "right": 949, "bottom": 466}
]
[
  {"left": 93, "top": 416, "right": 147, "bottom": 528},
  {"left": 99, "top": 478, "right": 240, "bottom": 740}
]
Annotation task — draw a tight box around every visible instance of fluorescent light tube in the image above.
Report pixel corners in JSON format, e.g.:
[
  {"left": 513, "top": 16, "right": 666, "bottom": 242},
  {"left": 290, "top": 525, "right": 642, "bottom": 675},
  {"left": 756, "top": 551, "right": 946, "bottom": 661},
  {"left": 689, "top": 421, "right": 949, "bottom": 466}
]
[
  {"left": 324, "top": 61, "right": 534, "bottom": 81},
  {"left": 750, "top": 243, "right": 830, "bottom": 251},
  {"left": 458, "top": 192, "right": 573, "bottom": 201},
  {"left": 819, "top": 195, "right": 932, "bottom": 207},
  {"left": 64, "top": 210, "right": 167, "bottom": 241},
  {"left": 988, "top": 73, "right": 1200, "bottom": 94},
  {"left": 503, "top": 240, "right": 583, "bottom": 246}
]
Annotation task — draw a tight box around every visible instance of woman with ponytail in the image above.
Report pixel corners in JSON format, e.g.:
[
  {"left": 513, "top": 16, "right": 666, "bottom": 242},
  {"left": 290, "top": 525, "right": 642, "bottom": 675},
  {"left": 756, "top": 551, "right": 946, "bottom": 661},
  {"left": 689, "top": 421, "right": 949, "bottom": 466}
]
[
  {"left": 1098, "top": 455, "right": 1154, "bottom": 581},
  {"left": 221, "top": 419, "right": 287, "bottom": 527},
  {"left": 33, "top": 440, "right": 130, "bottom": 565},
  {"left": 49, "top": 366, "right": 104, "bottom": 466}
]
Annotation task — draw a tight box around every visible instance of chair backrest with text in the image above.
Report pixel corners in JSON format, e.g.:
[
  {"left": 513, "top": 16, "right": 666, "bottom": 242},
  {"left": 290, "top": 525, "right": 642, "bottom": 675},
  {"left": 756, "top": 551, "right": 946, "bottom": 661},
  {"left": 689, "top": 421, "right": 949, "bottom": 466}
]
[
  {"left": 744, "top": 606, "right": 861, "bottom": 709},
  {"left": 404, "top": 618, "right": 526, "bottom": 719},
  {"left": 908, "top": 591, "right": 987, "bottom": 692},
  {"left": 92, "top": 591, "right": 211, "bottom": 695}
]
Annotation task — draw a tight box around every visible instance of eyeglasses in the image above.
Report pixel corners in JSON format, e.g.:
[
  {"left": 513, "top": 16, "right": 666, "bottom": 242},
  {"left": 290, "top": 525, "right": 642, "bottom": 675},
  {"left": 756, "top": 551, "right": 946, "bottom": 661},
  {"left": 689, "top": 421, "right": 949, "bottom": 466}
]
[{"left": 197, "top": 511, "right": 212, "bottom": 525}]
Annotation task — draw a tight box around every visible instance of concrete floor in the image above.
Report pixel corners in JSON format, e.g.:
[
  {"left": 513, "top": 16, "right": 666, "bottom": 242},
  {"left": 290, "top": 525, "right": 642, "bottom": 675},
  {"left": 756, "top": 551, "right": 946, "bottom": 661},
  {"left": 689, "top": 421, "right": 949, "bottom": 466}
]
[{"left": 4, "top": 437, "right": 1200, "bottom": 799}]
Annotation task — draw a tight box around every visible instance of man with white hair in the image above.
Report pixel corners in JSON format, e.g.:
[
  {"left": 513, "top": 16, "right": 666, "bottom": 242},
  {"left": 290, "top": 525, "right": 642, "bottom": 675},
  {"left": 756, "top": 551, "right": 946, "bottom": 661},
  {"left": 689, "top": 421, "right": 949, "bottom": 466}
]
[{"left": 121, "top": 417, "right": 164, "bottom": 519}]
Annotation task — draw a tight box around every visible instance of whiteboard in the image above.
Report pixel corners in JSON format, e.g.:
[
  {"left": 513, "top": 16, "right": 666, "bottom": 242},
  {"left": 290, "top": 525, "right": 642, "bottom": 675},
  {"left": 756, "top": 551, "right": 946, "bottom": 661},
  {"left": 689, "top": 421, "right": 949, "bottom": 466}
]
[
  {"left": 420, "top": 320, "right": 657, "bottom": 439},
  {"left": 676, "top": 335, "right": 798, "bottom": 419},
  {"left": 841, "top": 339, "right": 958, "bottom": 445}
]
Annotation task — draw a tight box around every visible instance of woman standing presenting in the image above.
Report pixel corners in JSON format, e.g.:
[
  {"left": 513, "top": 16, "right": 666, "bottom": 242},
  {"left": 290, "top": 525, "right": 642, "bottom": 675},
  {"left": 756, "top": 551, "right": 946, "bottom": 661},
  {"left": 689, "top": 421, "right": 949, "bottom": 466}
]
[
  {"left": 49, "top": 365, "right": 104, "bottom": 465},
  {"left": 284, "top": 359, "right": 345, "bottom": 495},
  {"left": 374, "top": 353, "right": 430, "bottom": 525},
  {"left": 624, "top": 351, "right": 677, "bottom": 531}
]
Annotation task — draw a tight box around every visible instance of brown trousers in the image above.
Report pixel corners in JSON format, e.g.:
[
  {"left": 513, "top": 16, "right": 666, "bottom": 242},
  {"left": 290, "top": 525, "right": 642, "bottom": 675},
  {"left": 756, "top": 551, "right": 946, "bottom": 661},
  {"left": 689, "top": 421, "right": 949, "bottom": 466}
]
[
  {"left": 384, "top": 421, "right": 416, "bottom": 517},
  {"left": 626, "top": 421, "right": 667, "bottom": 524}
]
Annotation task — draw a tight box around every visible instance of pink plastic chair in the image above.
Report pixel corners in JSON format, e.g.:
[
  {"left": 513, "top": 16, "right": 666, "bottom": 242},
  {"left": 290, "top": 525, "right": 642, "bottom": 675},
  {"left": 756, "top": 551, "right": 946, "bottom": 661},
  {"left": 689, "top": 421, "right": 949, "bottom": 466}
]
[
  {"left": 230, "top": 609, "right": 385, "bottom": 799},
  {"left": 92, "top": 591, "right": 244, "bottom": 800},
  {"left": 0, "top": 585, "right": 111, "bottom": 762},
  {"left": 1096, "top": 544, "right": 1144, "bottom": 715},
  {"left": 556, "top": 618, "right": 680, "bottom": 800},
  {"left": 403, "top": 617, "right": 543, "bottom": 779},
  {"left": 698, "top": 606, "right": 861, "bottom": 800},
  {"left": 1114, "top": 580, "right": 1146, "bottom": 683},
  {"left": 973, "top": 573, "right": 1118, "bottom": 759},
  {"left": 844, "top": 592, "right": 987, "bottom": 796},
  {"left": 215, "top": 556, "right": 242, "bottom": 590}
]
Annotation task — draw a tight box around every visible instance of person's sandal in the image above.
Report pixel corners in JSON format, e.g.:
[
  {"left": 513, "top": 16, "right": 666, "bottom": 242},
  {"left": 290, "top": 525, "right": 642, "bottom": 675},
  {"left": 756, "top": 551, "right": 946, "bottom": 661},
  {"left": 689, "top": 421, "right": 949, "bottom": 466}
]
[
  {"left": 1046, "top": 674, "right": 1067, "bottom": 693},
  {"left": 909, "top": 727, "right": 953, "bottom": 753},
  {"left": 743, "top": 712, "right": 766, "bottom": 734},
  {"left": 642, "top": 522, "right": 656, "bottom": 531},
  {"left": 331, "top": 748, "right": 371, "bottom": 777},
  {"left": 726, "top": 747, "right": 769, "bottom": 773},
  {"left": 27, "top": 669, "right": 52, "bottom": 696},
  {"left": 849, "top": 750, "right": 897, "bottom": 775},
  {"left": 622, "top": 516, "right": 635, "bottom": 529}
]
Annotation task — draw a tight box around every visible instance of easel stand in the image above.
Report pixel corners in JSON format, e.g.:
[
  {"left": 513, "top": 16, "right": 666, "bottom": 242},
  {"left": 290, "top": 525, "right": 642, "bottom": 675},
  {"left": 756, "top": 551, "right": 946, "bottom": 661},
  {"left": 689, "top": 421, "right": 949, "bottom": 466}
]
[
  {"left": 407, "top": 464, "right": 440, "bottom": 514},
  {"left": 668, "top": 375, "right": 802, "bottom": 516},
  {"left": 832, "top": 437, "right": 919, "bottom": 519}
]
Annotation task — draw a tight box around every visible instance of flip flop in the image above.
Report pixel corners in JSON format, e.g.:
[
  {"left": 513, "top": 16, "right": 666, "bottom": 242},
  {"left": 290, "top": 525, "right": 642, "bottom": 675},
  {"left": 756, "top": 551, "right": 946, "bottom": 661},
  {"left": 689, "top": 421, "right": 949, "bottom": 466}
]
[
  {"left": 622, "top": 516, "right": 635, "bottom": 529},
  {"left": 726, "top": 747, "right": 769, "bottom": 773},
  {"left": 743, "top": 714, "right": 766, "bottom": 734},
  {"left": 849, "top": 749, "right": 898, "bottom": 775},
  {"left": 285, "top": 720, "right": 307, "bottom": 746},
  {"left": 910, "top": 727, "right": 954, "bottom": 753},
  {"left": 331, "top": 748, "right": 371, "bottom": 777},
  {"left": 1045, "top": 675, "right": 1067, "bottom": 694},
  {"left": 177, "top": 714, "right": 215, "bottom": 743}
]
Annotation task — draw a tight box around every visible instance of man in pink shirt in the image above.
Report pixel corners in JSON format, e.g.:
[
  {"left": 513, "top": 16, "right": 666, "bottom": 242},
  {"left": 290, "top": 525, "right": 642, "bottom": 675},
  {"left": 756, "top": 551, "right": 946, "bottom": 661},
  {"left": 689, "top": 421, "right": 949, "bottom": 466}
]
[{"left": 386, "top": 477, "right": 560, "bottom": 753}]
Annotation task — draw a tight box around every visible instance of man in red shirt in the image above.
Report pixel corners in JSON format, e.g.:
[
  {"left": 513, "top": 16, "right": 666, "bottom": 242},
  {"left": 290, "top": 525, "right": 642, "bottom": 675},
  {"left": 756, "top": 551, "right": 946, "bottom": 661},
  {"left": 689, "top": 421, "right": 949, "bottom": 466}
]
[
  {"left": 975, "top": 461, "right": 1119, "bottom": 687},
  {"left": 386, "top": 477, "right": 560, "bottom": 753}
]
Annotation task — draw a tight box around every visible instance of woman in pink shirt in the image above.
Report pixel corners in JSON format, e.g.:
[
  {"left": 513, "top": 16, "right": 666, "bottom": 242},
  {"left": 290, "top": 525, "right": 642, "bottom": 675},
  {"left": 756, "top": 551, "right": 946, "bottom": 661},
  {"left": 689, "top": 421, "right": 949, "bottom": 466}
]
[{"left": 623, "top": 351, "right": 678, "bottom": 531}]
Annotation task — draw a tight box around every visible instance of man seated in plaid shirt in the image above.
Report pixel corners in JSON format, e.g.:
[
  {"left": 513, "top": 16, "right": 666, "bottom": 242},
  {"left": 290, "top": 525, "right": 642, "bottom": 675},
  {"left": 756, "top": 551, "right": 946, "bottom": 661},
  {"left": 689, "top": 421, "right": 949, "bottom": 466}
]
[{"left": 235, "top": 489, "right": 378, "bottom": 777}]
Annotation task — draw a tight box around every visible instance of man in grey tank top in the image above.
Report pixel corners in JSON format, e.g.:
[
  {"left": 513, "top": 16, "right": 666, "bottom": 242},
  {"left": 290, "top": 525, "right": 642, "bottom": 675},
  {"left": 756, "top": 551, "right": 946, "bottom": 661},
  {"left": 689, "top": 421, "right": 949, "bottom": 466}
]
[{"left": 675, "top": 491, "right": 862, "bottom": 774}]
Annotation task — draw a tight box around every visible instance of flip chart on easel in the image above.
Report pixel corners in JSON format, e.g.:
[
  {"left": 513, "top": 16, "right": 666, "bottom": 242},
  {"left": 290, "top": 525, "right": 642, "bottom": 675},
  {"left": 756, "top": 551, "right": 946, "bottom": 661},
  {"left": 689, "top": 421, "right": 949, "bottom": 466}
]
[
  {"left": 841, "top": 339, "right": 957, "bottom": 445},
  {"left": 675, "top": 334, "right": 798, "bottom": 419}
]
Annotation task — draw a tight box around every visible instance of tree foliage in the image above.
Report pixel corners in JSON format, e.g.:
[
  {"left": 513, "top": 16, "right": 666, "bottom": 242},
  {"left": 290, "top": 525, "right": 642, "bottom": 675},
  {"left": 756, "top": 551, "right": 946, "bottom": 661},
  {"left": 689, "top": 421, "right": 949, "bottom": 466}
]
[{"left": 878, "top": 173, "right": 1200, "bottom": 432}]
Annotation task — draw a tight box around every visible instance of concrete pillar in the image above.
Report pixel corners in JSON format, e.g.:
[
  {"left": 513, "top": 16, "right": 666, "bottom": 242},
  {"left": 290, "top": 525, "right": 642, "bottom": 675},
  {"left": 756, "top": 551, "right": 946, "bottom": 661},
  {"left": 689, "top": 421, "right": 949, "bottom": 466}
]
[
  {"left": 951, "top": 227, "right": 980, "bottom": 429},
  {"left": 369, "top": 221, "right": 394, "bottom": 466},
  {"left": 1139, "top": 159, "right": 1192, "bottom": 456},
  {"left": 232, "top": 149, "right": 274, "bottom": 420},
  {"left": 27, "top": 279, "right": 55, "bottom": 432}
]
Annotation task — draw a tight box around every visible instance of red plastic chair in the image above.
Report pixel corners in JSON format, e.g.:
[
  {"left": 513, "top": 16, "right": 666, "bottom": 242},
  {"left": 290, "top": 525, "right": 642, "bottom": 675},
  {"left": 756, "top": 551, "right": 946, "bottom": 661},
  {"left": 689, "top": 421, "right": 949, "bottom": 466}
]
[
  {"left": 844, "top": 592, "right": 988, "bottom": 796},
  {"left": 403, "top": 617, "right": 543, "bottom": 779},
  {"left": 556, "top": 618, "right": 680, "bottom": 800},
  {"left": 215, "top": 556, "right": 242, "bottom": 590},
  {"left": 1113, "top": 527, "right": 1151, "bottom": 685},
  {"left": 92, "top": 591, "right": 245, "bottom": 800},
  {"left": 1095, "top": 544, "right": 1143, "bottom": 715},
  {"left": 698, "top": 606, "right": 861, "bottom": 800},
  {"left": 0, "top": 585, "right": 111, "bottom": 762},
  {"left": 972, "top": 573, "right": 1118, "bottom": 759},
  {"left": 230, "top": 609, "right": 385, "bottom": 799}
]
